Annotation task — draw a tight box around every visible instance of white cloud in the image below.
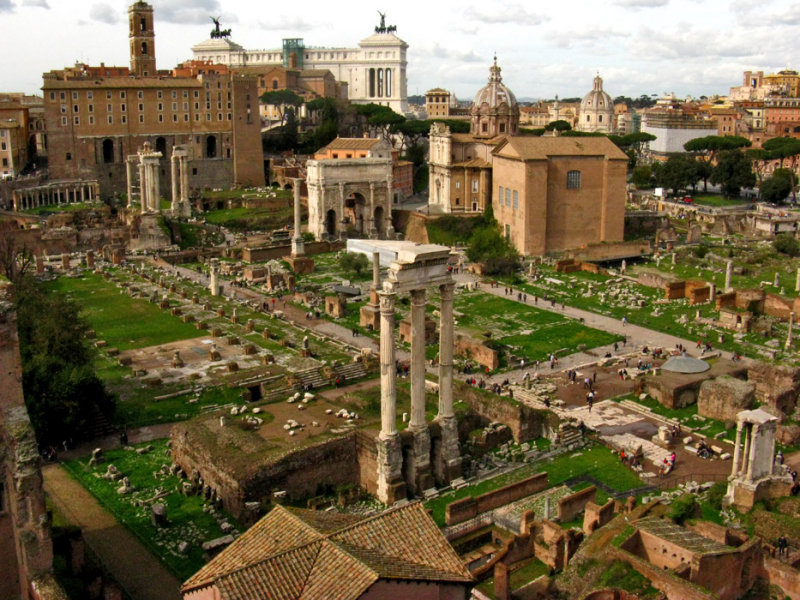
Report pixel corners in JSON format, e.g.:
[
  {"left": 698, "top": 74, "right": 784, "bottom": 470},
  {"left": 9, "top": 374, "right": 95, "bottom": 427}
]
[
  {"left": 256, "top": 16, "right": 314, "bottom": 31},
  {"left": 21, "top": 0, "right": 48, "bottom": 7},
  {"left": 465, "top": 4, "right": 547, "bottom": 26},
  {"left": 545, "top": 27, "right": 629, "bottom": 49},
  {"left": 89, "top": 3, "right": 118, "bottom": 24},
  {"left": 0, "top": 0, "right": 14, "bottom": 12},
  {"left": 615, "top": 0, "right": 668, "bottom": 7},
  {"left": 156, "top": 0, "right": 235, "bottom": 25}
]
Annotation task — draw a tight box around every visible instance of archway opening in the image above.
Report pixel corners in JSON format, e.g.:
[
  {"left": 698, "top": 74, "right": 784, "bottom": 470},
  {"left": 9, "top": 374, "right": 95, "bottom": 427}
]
[
  {"left": 345, "top": 192, "right": 367, "bottom": 234},
  {"left": 374, "top": 205, "right": 384, "bottom": 235},
  {"left": 325, "top": 209, "right": 337, "bottom": 236},
  {"left": 206, "top": 135, "right": 217, "bottom": 158},
  {"left": 155, "top": 136, "right": 167, "bottom": 156},
  {"left": 102, "top": 139, "right": 114, "bottom": 164}
]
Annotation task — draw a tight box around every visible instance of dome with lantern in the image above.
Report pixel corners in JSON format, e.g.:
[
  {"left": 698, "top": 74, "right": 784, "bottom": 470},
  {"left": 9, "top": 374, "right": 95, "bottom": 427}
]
[
  {"left": 470, "top": 57, "right": 519, "bottom": 138},
  {"left": 578, "top": 74, "right": 614, "bottom": 133}
]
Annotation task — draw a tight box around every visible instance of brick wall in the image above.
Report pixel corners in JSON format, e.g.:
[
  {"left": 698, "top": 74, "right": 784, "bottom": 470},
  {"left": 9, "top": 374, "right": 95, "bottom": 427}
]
[
  {"left": 583, "top": 499, "right": 615, "bottom": 535},
  {"left": 445, "top": 473, "right": 548, "bottom": 526},
  {"left": 557, "top": 486, "right": 596, "bottom": 522},
  {"left": 453, "top": 334, "right": 499, "bottom": 370},
  {"left": 762, "top": 558, "right": 800, "bottom": 600}
]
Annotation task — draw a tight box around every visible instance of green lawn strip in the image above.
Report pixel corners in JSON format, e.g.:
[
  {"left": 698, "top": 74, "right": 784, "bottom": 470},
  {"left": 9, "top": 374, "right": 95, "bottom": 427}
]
[
  {"left": 425, "top": 445, "right": 643, "bottom": 526},
  {"left": 45, "top": 274, "right": 204, "bottom": 351},
  {"left": 202, "top": 204, "right": 293, "bottom": 231},
  {"left": 477, "top": 557, "right": 549, "bottom": 596},
  {"left": 689, "top": 194, "right": 751, "bottom": 207},
  {"left": 115, "top": 386, "right": 248, "bottom": 429},
  {"left": 22, "top": 201, "right": 100, "bottom": 215},
  {"left": 597, "top": 559, "right": 661, "bottom": 599},
  {"left": 62, "top": 439, "right": 240, "bottom": 580}
]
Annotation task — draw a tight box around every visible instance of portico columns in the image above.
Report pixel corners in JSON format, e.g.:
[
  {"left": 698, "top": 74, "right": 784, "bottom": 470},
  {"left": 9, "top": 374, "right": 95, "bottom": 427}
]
[
  {"left": 731, "top": 421, "right": 744, "bottom": 478},
  {"left": 125, "top": 159, "right": 134, "bottom": 206},
  {"left": 291, "top": 178, "right": 305, "bottom": 257},
  {"left": 376, "top": 289, "right": 405, "bottom": 505},
  {"left": 436, "top": 281, "right": 461, "bottom": 482},
  {"left": 170, "top": 155, "right": 179, "bottom": 213},
  {"left": 139, "top": 161, "right": 147, "bottom": 214},
  {"left": 745, "top": 424, "right": 758, "bottom": 481},
  {"left": 407, "top": 287, "right": 433, "bottom": 493},
  {"left": 180, "top": 156, "right": 189, "bottom": 203},
  {"left": 151, "top": 162, "right": 160, "bottom": 213}
]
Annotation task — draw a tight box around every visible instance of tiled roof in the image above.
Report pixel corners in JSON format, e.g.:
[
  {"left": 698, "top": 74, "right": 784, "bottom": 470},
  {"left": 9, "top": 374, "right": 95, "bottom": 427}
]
[
  {"left": 323, "top": 137, "right": 381, "bottom": 151},
  {"left": 453, "top": 158, "right": 492, "bottom": 169},
  {"left": 182, "top": 503, "right": 472, "bottom": 600},
  {"left": 493, "top": 135, "right": 629, "bottom": 161}
]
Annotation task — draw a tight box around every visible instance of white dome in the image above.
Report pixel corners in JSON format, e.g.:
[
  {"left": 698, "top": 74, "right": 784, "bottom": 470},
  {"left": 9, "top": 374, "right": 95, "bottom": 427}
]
[
  {"left": 473, "top": 58, "right": 518, "bottom": 109},
  {"left": 580, "top": 74, "right": 612, "bottom": 111}
]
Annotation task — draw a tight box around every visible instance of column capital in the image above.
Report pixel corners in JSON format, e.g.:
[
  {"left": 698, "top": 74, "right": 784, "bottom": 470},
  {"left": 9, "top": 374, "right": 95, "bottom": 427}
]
[
  {"left": 410, "top": 287, "right": 426, "bottom": 305},
  {"left": 378, "top": 290, "right": 396, "bottom": 313},
  {"left": 440, "top": 281, "right": 455, "bottom": 301}
]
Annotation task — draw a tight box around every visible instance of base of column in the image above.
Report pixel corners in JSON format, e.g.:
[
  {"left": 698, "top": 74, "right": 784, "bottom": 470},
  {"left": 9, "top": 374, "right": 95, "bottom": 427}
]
[
  {"left": 291, "top": 238, "right": 305, "bottom": 257},
  {"left": 434, "top": 416, "right": 462, "bottom": 484},
  {"left": 284, "top": 255, "right": 315, "bottom": 275},
  {"left": 408, "top": 426, "right": 434, "bottom": 496},
  {"left": 376, "top": 433, "right": 406, "bottom": 505},
  {"left": 180, "top": 200, "right": 191, "bottom": 219}
]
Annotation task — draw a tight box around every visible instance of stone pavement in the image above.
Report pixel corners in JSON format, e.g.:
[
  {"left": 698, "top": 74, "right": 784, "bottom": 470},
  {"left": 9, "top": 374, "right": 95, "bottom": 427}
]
[{"left": 43, "top": 464, "right": 183, "bottom": 600}]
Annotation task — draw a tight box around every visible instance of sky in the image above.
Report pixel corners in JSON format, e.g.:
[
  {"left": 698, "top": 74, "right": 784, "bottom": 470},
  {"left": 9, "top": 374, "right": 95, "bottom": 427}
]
[{"left": 2, "top": 0, "right": 800, "bottom": 102}]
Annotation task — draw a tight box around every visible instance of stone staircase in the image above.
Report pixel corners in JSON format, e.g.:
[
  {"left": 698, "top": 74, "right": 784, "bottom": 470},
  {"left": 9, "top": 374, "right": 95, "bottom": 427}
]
[
  {"left": 557, "top": 422, "right": 585, "bottom": 448},
  {"left": 335, "top": 362, "right": 367, "bottom": 382},
  {"left": 512, "top": 387, "right": 550, "bottom": 409},
  {"left": 295, "top": 367, "right": 329, "bottom": 390},
  {"left": 619, "top": 399, "right": 680, "bottom": 428}
]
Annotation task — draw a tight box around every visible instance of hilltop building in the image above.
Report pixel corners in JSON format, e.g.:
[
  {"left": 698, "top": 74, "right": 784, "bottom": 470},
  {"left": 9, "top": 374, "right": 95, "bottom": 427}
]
[
  {"left": 41, "top": 1, "right": 264, "bottom": 200},
  {"left": 191, "top": 15, "right": 409, "bottom": 114}
]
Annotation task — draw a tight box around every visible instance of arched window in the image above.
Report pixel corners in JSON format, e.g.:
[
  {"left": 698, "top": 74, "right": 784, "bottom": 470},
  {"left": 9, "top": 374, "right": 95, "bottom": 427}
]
[
  {"left": 567, "top": 170, "right": 581, "bottom": 189},
  {"left": 102, "top": 138, "right": 114, "bottom": 163},
  {"left": 272, "top": 79, "right": 278, "bottom": 90},
  {"left": 599, "top": 115, "right": 603, "bottom": 123},
  {"left": 140, "top": 17, "right": 146, "bottom": 32},
  {"left": 155, "top": 136, "right": 167, "bottom": 155}
]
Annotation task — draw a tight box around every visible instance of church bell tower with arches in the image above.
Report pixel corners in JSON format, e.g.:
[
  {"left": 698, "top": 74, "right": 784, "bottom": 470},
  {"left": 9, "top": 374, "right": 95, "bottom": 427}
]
[{"left": 129, "top": 1, "right": 156, "bottom": 76}]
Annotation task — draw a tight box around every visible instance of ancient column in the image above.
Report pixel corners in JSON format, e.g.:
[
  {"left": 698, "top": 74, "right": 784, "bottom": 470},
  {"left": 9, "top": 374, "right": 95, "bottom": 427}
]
[
  {"left": 80, "top": 185, "right": 85, "bottom": 203},
  {"left": 209, "top": 263, "right": 219, "bottom": 296},
  {"left": 731, "top": 421, "right": 744, "bottom": 477},
  {"left": 796, "top": 268, "right": 800, "bottom": 293},
  {"left": 436, "top": 281, "right": 461, "bottom": 482},
  {"left": 745, "top": 424, "right": 759, "bottom": 481},
  {"left": 709, "top": 283, "right": 716, "bottom": 302},
  {"left": 291, "top": 178, "right": 305, "bottom": 257},
  {"left": 369, "top": 182, "right": 376, "bottom": 237},
  {"left": 725, "top": 260, "right": 733, "bottom": 292},
  {"left": 170, "top": 154, "right": 179, "bottom": 213},
  {"left": 376, "top": 289, "right": 405, "bottom": 504},
  {"left": 787, "top": 311, "right": 794, "bottom": 350},
  {"left": 379, "top": 290, "right": 398, "bottom": 438},
  {"left": 138, "top": 161, "right": 147, "bottom": 214},
  {"left": 386, "top": 177, "right": 395, "bottom": 237},
  {"left": 741, "top": 423, "right": 752, "bottom": 480},
  {"left": 151, "top": 162, "right": 161, "bottom": 213},
  {"left": 372, "top": 252, "right": 380, "bottom": 288},
  {"left": 180, "top": 156, "right": 189, "bottom": 203},
  {"left": 408, "top": 287, "right": 433, "bottom": 493}
]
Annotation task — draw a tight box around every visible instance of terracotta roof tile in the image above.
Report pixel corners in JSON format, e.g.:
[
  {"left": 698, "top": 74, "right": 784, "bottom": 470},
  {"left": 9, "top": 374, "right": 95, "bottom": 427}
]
[
  {"left": 182, "top": 503, "right": 472, "bottom": 600},
  {"left": 323, "top": 137, "right": 381, "bottom": 151}
]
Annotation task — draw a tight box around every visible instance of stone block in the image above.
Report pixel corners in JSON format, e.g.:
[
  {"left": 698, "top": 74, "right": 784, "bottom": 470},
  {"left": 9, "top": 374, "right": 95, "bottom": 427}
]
[{"left": 697, "top": 375, "right": 755, "bottom": 422}]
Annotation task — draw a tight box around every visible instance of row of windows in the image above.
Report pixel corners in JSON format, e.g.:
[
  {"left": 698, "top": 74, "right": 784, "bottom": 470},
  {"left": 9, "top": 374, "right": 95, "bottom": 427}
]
[
  {"left": 62, "top": 101, "right": 231, "bottom": 115},
  {"left": 50, "top": 89, "right": 203, "bottom": 102},
  {"left": 61, "top": 112, "right": 233, "bottom": 127},
  {"left": 454, "top": 179, "right": 480, "bottom": 193},
  {"left": 498, "top": 186, "right": 519, "bottom": 210}
]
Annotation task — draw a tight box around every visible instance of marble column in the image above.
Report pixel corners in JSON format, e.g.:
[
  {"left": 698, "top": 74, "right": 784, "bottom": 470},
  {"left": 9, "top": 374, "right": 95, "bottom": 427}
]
[
  {"left": 725, "top": 260, "right": 733, "bottom": 292},
  {"left": 379, "top": 290, "right": 398, "bottom": 439},
  {"left": 435, "top": 281, "right": 461, "bottom": 483},
  {"left": 787, "top": 311, "right": 794, "bottom": 350},
  {"left": 369, "top": 182, "right": 376, "bottom": 238},
  {"left": 291, "top": 178, "right": 305, "bottom": 257},
  {"left": 386, "top": 177, "right": 394, "bottom": 237},
  {"left": 741, "top": 424, "right": 752, "bottom": 480},
  {"left": 180, "top": 156, "right": 189, "bottom": 202},
  {"left": 138, "top": 162, "right": 147, "bottom": 214},
  {"left": 709, "top": 283, "right": 716, "bottom": 302},
  {"left": 796, "top": 268, "right": 800, "bottom": 293},
  {"left": 731, "top": 422, "right": 744, "bottom": 477},
  {"left": 80, "top": 185, "right": 85, "bottom": 202},
  {"left": 409, "top": 287, "right": 433, "bottom": 493},
  {"left": 151, "top": 162, "right": 160, "bottom": 213},
  {"left": 170, "top": 155, "right": 179, "bottom": 213},
  {"left": 745, "top": 424, "right": 759, "bottom": 481}
]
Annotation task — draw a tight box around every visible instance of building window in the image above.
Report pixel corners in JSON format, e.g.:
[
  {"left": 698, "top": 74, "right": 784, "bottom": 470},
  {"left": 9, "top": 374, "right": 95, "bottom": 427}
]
[
  {"left": 456, "top": 181, "right": 460, "bottom": 189},
  {"left": 73, "top": 104, "right": 79, "bottom": 113},
  {"left": 88, "top": 105, "right": 94, "bottom": 113},
  {"left": 158, "top": 103, "right": 163, "bottom": 111},
  {"left": 138, "top": 91, "right": 143, "bottom": 99},
  {"left": 61, "top": 116, "right": 67, "bottom": 126},
  {"left": 72, "top": 91, "right": 78, "bottom": 100},
  {"left": 172, "top": 102, "right": 177, "bottom": 111},
  {"left": 173, "top": 114, "right": 178, "bottom": 122},
  {"left": 158, "top": 114, "right": 163, "bottom": 122},
  {"left": 89, "top": 115, "right": 95, "bottom": 125},
  {"left": 49, "top": 92, "right": 55, "bottom": 100},
  {"left": 472, "top": 179, "right": 478, "bottom": 193},
  {"left": 87, "top": 91, "right": 93, "bottom": 99},
  {"left": 513, "top": 190, "right": 518, "bottom": 210},
  {"left": 172, "top": 91, "right": 177, "bottom": 99},
  {"left": 138, "top": 103, "right": 143, "bottom": 111},
  {"left": 139, "top": 114, "right": 144, "bottom": 123},
  {"left": 106, "top": 91, "right": 112, "bottom": 99},
  {"left": 74, "top": 116, "right": 80, "bottom": 125},
  {"left": 120, "top": 91, "right": 126, "bottom": 99},
  {"left": 157, "top": 91, "right": 163, "bottom": 99},
  {"left": 498, "top": 185, "right": 503, "bottom": 204},
  {"left": 122, "top": 115, "right": 127, "bottom": 124},
  {"left": 567, "top": 170, "right": 581, "bottom": 189},
  {"left": 59, "top": 92, "right": 65, "bottom": 100},
  {"left": 66, "top": 152, "right": 71, "bottom": 160},
  {"left": 107, "top": 115, "right": 113, "bottom": 124},
  {"left": 505, "top": 189, "right": 511, "bottom": 206},
  {"left": 107, "top": 104, "right": 112, "bottom": 112}
]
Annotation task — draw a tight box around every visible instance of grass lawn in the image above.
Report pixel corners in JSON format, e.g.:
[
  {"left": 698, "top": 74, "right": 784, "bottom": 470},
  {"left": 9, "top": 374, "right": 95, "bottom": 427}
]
[
  {"left": 177, "top": 222, "right": 224, "bottom": 249},
  {"left": 477, "top": 557, "right": 549, "bottom": 596},
  {"left": 62, "top": 439, "right": 240, "bottom": 580},
  {"left": 44, "top": 273, "right": 204, "bottom": 351},
  {"left": 203, "top": 203, "right": 294, "bottom": 231},
  {"left": 22, "top": 201, "right": 101, "bottom": 215},
  {"left": 425, "top": 444, "right": 644, "bottom": 526},
  {"left": 690, "top": 194, "right": 751, "bottom": 207}
]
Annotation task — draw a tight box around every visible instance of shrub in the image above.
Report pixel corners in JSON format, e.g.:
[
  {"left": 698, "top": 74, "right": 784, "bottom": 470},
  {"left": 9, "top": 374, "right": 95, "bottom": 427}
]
[
  {"left": 774, "top": 233, "right": 800, "bottom": 257},
  {"left": 338, "top": 252, "right": 370, "bottom": 276},
  {"left": 706, "top": 481, "right": 727, "bottom": 511},
  {"left": 668, "top": 493, "right": 697, "bottom": 524},
  {"left": 693, "top": 244, "right": 709, "bottom": 258}
]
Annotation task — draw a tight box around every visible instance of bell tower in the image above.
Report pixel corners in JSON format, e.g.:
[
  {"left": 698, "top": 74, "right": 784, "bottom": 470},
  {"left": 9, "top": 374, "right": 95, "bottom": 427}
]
[{"left": 129, "top": 1, "right": 156, "bottom": 77}]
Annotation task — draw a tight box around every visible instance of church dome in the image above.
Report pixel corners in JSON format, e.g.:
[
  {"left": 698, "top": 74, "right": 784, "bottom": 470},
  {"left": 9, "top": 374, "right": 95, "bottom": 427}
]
[
  {"left": 470, "top": 58, "right": 519, "bottom": 138},
  {"left": 577, "top": 74, "right": 614, "bottom": 133},
  {"left": 581, "top": 74, "right": 612, "bottom": 111}
]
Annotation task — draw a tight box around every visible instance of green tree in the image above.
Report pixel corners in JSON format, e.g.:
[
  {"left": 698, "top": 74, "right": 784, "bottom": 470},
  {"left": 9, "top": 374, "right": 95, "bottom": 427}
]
[
  {"left": 259, "top": 89, "right": 304, "bottom": 127},
  {"left": 545, "top": 119, "right": 572, "bottom": 131},
  {"left": 282, "top": 107, "right": 299, "bottom": 149},
  {"left": 763, "top": 136, "right": 800, "bottom": 170},
  {"left": 656, "top": 154, "right": 699, "bottom": 194},
  {"left": 630, "top": 165, "right": 652, "bottom": 188},
  {"left": 774, "top": 233, "right": 800, "bottom": 257},
  {"left": 338, "top": 252, "right": 370, "bottom": 277},
  {"left": 684, "top": 135, "right": 752, "bottom": 191},
  {"left": 394, "top": 119, "right": 430, "bottom": 153},
  {"left": 760, "top": 169, "right": 794, "bottom": 204},
  {"left": 711, "top": 149, "right": 756, "bottom": 198},
  {"left": 14, "top": 277, "right": 115, "bottom": 444}
]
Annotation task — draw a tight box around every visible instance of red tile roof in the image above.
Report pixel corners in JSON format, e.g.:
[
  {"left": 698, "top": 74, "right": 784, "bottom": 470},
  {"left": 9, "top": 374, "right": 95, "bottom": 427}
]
[{"left": 182, "top": 503, "right": 472, "bottom": 600}]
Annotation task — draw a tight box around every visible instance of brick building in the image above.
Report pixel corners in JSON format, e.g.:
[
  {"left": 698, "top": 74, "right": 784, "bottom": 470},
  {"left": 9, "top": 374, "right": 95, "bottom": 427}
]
[
  {"left": 42, "top": 1, "right": 264, "bottom": 200},
  {"left": 491, "top": 136, "right": 627, "bottom": 255}
]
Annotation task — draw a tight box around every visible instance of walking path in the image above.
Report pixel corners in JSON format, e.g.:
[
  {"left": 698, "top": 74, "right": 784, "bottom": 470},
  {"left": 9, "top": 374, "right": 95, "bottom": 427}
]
[{"left": 43, "top": 464, "right": 182, "bottom": 600}]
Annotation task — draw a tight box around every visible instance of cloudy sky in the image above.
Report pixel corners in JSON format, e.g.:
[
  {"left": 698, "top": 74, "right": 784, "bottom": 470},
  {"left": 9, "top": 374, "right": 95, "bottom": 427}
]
[{"left": 2, "top": 0, "right": 799, "bottom": 102}]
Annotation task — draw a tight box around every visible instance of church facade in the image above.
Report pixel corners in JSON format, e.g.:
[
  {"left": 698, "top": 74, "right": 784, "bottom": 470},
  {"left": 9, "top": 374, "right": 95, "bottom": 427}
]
[{"left": 191, "top": 16, "right": 408, "bottom": 114}]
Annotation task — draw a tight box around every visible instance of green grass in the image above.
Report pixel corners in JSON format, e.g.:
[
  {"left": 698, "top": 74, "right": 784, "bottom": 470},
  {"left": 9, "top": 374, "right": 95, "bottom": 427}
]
[
  {"left": 597, "top": 559, "right": 661, "bottom": 598},
  {"left": 62, "top": 439, "right": 240, "bottom": 580},
  {"left": 203, "top": 204, "right": 293, "bottom": 231},
  {"left": 44, "top": 273, "right": 204, "bottom": 350},
  {"left": 477, "top": 558, "right": 549, "bottom": 595},
  {"left": 22, "top": 201, "right": 101, "bottom": 215},
  {"left": 177, "top": 222, "right": 224, "bottom": 249},
  {"left": 690, "top": 193, "right": 751, "bottom": 207},
  {"left": 425, "top": 444, "right": 644, "bottom": 526}
]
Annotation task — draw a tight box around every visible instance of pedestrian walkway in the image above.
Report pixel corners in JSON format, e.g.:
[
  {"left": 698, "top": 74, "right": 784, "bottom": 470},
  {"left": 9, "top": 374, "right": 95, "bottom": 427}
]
[{"left": 43, "top": 464, "right": 182, "bottom": 600}]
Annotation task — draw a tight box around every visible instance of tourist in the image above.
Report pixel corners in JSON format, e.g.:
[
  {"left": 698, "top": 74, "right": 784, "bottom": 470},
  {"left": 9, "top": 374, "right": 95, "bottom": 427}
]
[
  {"left": 776, "top": 450, "right": 784, "bottom": 466},
  {"left": 613, "top": 342, "right": 618, "bottom": 352},
  {"left": 621, "top": 316, "right": 627, "bottom": 326},
  {"left": 523, "top": 294, "right": 527, "bottom": 303},
  {"left": 120, "top": 430, "right": 128, "bottom": 446}
]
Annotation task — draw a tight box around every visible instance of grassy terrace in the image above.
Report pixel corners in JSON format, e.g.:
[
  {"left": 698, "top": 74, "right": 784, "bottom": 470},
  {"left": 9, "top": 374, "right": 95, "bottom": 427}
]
[
  {"left": 22, "top": 201, "right": 103, "bottom": 215},
  {"left": 44, "top": 273, "right": 204, "bottom": 350},
  {"left": 425, "top": 444, "right": 644, "bottom": 526},
  {"left": 689, "top": 193, "right": 752, "bottom": 208},
  {"left": 63, "top": 439, "right": 240, "bottom": 580}
]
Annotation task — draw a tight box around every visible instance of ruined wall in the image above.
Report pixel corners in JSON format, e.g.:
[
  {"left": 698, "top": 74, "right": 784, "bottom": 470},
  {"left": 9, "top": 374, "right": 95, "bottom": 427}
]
[
  {"left": 697, "top": 375, "right": 755, "bottom": 421},
  {"left": 241, "top": 240, "right": 343, "bottom": 263},
  {"left": 735, "top": 289, "right": 765, "bottom": 312},
  {"left": 557, "top": 486, "right": 596, "bottom": 522},
  {"left": 636, "top": 270, "right": 673, "bottom": 290},
  {"left": 404, "top": 211, "right": 431, "bottom": 245},
  {"left": 356, "top": 430, "right": 379, "bottom": 497},
  {"left": 664, "top": 280, "right": 685, "bottom": 300},
  {"left": 0, "top": 295, "right": 65, "bottom": 600},
  {"left": 763, "top": 294, "right": 793, "bottom": 319},
  {"left": 762, "top": 558, "right": 800, "bottom": 600},
  {"left": 747, "top": 362, "right": 800, "bottom": 415},
  {"left": 455, "top": 382, "right": 556, "bottom": 443},
  {"left": 691, "top": 540, "right": 762, "bottom": 600},
  {"left": 583, "top": 499, "right": 615, "bottom": 536},
  {"left": 445, "top": 473, "right": 548, "bottom": 526},
  {"left": 453, "top": 334, "right": 499, "bottom": 370},
  {"left": 715, "top": 292, "right": 737, "bottom": 310}
]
